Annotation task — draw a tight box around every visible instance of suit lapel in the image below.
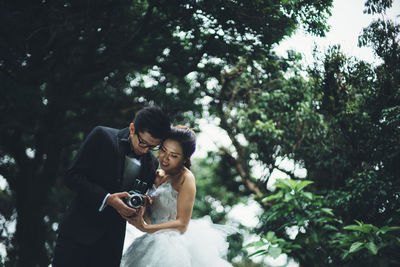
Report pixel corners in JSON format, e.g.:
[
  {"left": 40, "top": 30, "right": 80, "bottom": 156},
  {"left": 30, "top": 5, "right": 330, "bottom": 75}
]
[{"left": 116, "top": 128, "right": 129, "bottom": 187}]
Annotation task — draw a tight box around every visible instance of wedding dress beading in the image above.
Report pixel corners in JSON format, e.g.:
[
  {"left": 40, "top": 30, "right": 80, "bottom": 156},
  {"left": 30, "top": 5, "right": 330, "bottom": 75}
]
[{"left": 120, "top": 182, "right": 234, "bottom": 267}]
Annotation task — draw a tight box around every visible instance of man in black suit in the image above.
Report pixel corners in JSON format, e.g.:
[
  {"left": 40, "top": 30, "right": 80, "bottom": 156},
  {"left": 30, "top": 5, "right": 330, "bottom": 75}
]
[{"left": 53, "top": 106, "right": 171, "bottom": 267}]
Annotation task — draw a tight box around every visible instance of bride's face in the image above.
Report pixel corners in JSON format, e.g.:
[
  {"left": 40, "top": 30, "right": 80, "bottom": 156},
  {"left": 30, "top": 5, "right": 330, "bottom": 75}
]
[{"left": 158, "top": 139, "right": 185, "bottom": 173}]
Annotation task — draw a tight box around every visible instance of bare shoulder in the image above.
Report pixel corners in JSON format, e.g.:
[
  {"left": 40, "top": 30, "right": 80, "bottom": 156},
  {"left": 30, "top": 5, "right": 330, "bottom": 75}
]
[{"left": 179, "top": 169, "right": 196, "bottom": 193}]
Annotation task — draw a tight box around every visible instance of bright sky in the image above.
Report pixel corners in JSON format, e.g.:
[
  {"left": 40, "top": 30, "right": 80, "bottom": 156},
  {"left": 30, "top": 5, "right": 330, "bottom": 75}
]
[{"left": 275, "top": 0, "right": 400, "bottom": 64}]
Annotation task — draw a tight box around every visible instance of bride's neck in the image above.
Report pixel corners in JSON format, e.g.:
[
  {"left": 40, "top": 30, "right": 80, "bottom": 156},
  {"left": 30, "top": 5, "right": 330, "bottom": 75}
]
[{"left": 165, "top": 167, "right": 185, "bottom": 182}]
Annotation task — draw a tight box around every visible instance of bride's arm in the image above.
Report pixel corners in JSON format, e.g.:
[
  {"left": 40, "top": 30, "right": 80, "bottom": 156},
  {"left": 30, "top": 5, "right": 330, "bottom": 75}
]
[
  {"left": 139, "top": 169, "right": 163, "bottom": 224},
  {"left": 127, "top": 173, "right": 196, "bottom": 234},
  {"left": 142, "top": 195, "right": 152, "bottom": 224}
]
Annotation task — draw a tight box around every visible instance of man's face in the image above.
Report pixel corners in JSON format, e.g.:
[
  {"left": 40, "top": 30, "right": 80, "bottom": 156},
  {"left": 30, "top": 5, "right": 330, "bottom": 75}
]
[{"left": 129, "top": 123, "right": 162, "bottom": 155}]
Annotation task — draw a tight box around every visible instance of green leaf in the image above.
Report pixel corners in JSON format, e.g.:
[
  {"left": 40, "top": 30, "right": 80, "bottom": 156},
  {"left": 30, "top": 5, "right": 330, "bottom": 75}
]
[
  {"left": 344, "top": 225, "right": 371, "bottom": 233},
  {"left": 343, "top": 225, "right": 361, "bottom": 231},
  {"left": 342, "top": 251, "right": 350, "bottom": 260},
  {"left": 249, "top": 249, "right": 268, "bottom": 257},
  {"left": 389, "top": 226, "right": 400, "bottom": 232},
  {"left": 284, "top": 192, "right": 294, "bottom": 202},
  {"left": 294, "top": 180, "right": 313, "bottom": 191},
  {"left": 286, "top": 179, "right": 298, "bottom": 189},
  {"left": 354, "top": 220, "right": 363, "bottom": 226},
  {"left": 271, "top": 238, "right": 286, "bottom": 244},
  {"left": 290, "top": 244, "right": 302, "bottom": 249},
  {"left": 262, "top": 191, "right": 283, "bottom": 202},
  {"left": 268, "top": 247, "right": 282, "bottom": 259},
  {"left": 365, "top": 241, "right": 378, "bottom": 255},
  {"left": 377, "top": 226, "right": 389, "bottom": 234},
  {"left": 303, "top": 192, "right": 313, "bottom": 200},
  {"left": 370, "top": 224, "right": 380, "bottom": 233},
  {"left": 323, "top": 224, "right": 339, "bottom": 231},
  {"left": 349, "top": 241, "right": 365, "bottom": 254},
  {"left": 378, "top": 226, "right": 400, "bottom": 234},
  {"left": 320, "top": 208, "right": 335, "bottom": 216},
  {"left": 275, "top": 179, "right": 293, "bottom": 190},
  {"left": 266, "top": 231, "right": 275, "bottom": 241},
  {"left": 246, "top": 240, "right": 266, "bottom": 249}
]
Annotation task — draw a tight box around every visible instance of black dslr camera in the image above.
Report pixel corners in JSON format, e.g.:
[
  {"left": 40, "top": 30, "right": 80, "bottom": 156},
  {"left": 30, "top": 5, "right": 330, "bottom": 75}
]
[{"left": 124, "top": 179, "right": 148, "bottom": 209}]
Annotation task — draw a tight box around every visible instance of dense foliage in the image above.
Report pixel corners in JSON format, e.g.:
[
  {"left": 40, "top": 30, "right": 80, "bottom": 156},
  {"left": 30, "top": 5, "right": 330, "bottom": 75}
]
[
  {"left": 245, "top": 16, "right": 400, "bottom": 267},
  {"left": 0, "top": 0, "right": 333, "bottom": 266}
]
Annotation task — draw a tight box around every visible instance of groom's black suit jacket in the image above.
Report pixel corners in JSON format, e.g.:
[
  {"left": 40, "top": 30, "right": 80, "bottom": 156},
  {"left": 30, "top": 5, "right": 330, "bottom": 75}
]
[{"left": 57, "top": 126, "right": 158, "bottom": 260}]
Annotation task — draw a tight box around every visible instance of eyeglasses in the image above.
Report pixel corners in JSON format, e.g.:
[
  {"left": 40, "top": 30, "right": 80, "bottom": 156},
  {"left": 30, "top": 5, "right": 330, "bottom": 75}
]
[{"left": 136, "top": 131, "right": 160, "bottom": 151}]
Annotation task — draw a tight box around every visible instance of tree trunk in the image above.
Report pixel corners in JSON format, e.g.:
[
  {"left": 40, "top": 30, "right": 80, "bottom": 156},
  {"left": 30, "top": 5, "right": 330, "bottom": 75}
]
[
  {"left": 15, "top": 171, "right": 49, "bottom": 267},
  {"left": 13, "top": 136, "right": 61, "bottom": 267}
]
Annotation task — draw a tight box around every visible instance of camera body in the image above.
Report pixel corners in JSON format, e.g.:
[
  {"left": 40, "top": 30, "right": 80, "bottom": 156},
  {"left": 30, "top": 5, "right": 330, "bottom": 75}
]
[{"left": 124, "top": 179, "right": 148, "bottom": 209}]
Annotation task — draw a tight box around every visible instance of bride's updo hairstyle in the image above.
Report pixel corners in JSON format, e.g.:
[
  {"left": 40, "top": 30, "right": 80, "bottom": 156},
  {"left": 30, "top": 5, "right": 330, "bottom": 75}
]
[{"left": 168, "top": 125, "right": 196, "bottom": 169}]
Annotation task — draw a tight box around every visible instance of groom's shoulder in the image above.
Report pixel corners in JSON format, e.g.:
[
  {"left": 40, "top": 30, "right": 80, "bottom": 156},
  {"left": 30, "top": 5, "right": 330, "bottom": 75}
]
[
  {"left": 89, "top": 126, "right": 120, "bottom": 140},
  {"left": 92, "top": 125, "right": 119, "bottom": 133}
]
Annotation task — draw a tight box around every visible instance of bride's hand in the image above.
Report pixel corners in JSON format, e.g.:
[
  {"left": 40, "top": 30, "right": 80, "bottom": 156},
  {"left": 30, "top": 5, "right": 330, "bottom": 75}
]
[
  {"left": 125, "top": 207, "right": 146, "bottom": 231},
  {"left": 144, "top": 194, "right": 152, "bottom": 206}
]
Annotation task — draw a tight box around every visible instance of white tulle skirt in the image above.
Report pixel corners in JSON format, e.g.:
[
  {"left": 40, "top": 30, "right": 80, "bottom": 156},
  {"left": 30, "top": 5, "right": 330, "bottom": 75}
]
[{"left": 120, "top": 217, "right": 235, "bottom": 267}]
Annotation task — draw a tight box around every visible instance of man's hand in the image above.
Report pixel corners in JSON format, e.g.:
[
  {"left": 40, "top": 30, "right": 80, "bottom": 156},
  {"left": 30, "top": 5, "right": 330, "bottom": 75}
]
[{"left": 106, "top": 192, "right": 137, "bottom": 218}]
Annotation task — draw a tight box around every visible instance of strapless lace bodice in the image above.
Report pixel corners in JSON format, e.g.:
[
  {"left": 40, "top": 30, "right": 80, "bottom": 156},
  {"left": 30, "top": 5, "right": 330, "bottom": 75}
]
[
  {"left": 121, "top": 181, "right": 235, "bottom": 267},
  {"left": 148, "top": 182, "right": 178, "bottom": 224}
]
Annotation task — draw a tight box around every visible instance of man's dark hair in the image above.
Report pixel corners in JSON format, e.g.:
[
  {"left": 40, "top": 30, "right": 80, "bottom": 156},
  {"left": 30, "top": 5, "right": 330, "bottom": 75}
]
[{"left": 133, "top": 106, "right": 171, "bottom": 140}]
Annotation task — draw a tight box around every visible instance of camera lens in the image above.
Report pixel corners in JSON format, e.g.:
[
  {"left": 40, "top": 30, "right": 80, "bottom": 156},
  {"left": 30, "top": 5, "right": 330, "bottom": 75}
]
[
  {"left": 130, "top": 196, "right": 140, "bottom": 205},
  {"left": 128, "top": 195, "right": 143, "bottom": 209}
]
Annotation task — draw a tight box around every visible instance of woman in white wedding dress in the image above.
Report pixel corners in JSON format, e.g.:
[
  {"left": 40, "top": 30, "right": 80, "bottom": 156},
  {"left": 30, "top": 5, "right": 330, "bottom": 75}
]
[{"left": 120, "top": 125, "right": 233, "bottom": 267}]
